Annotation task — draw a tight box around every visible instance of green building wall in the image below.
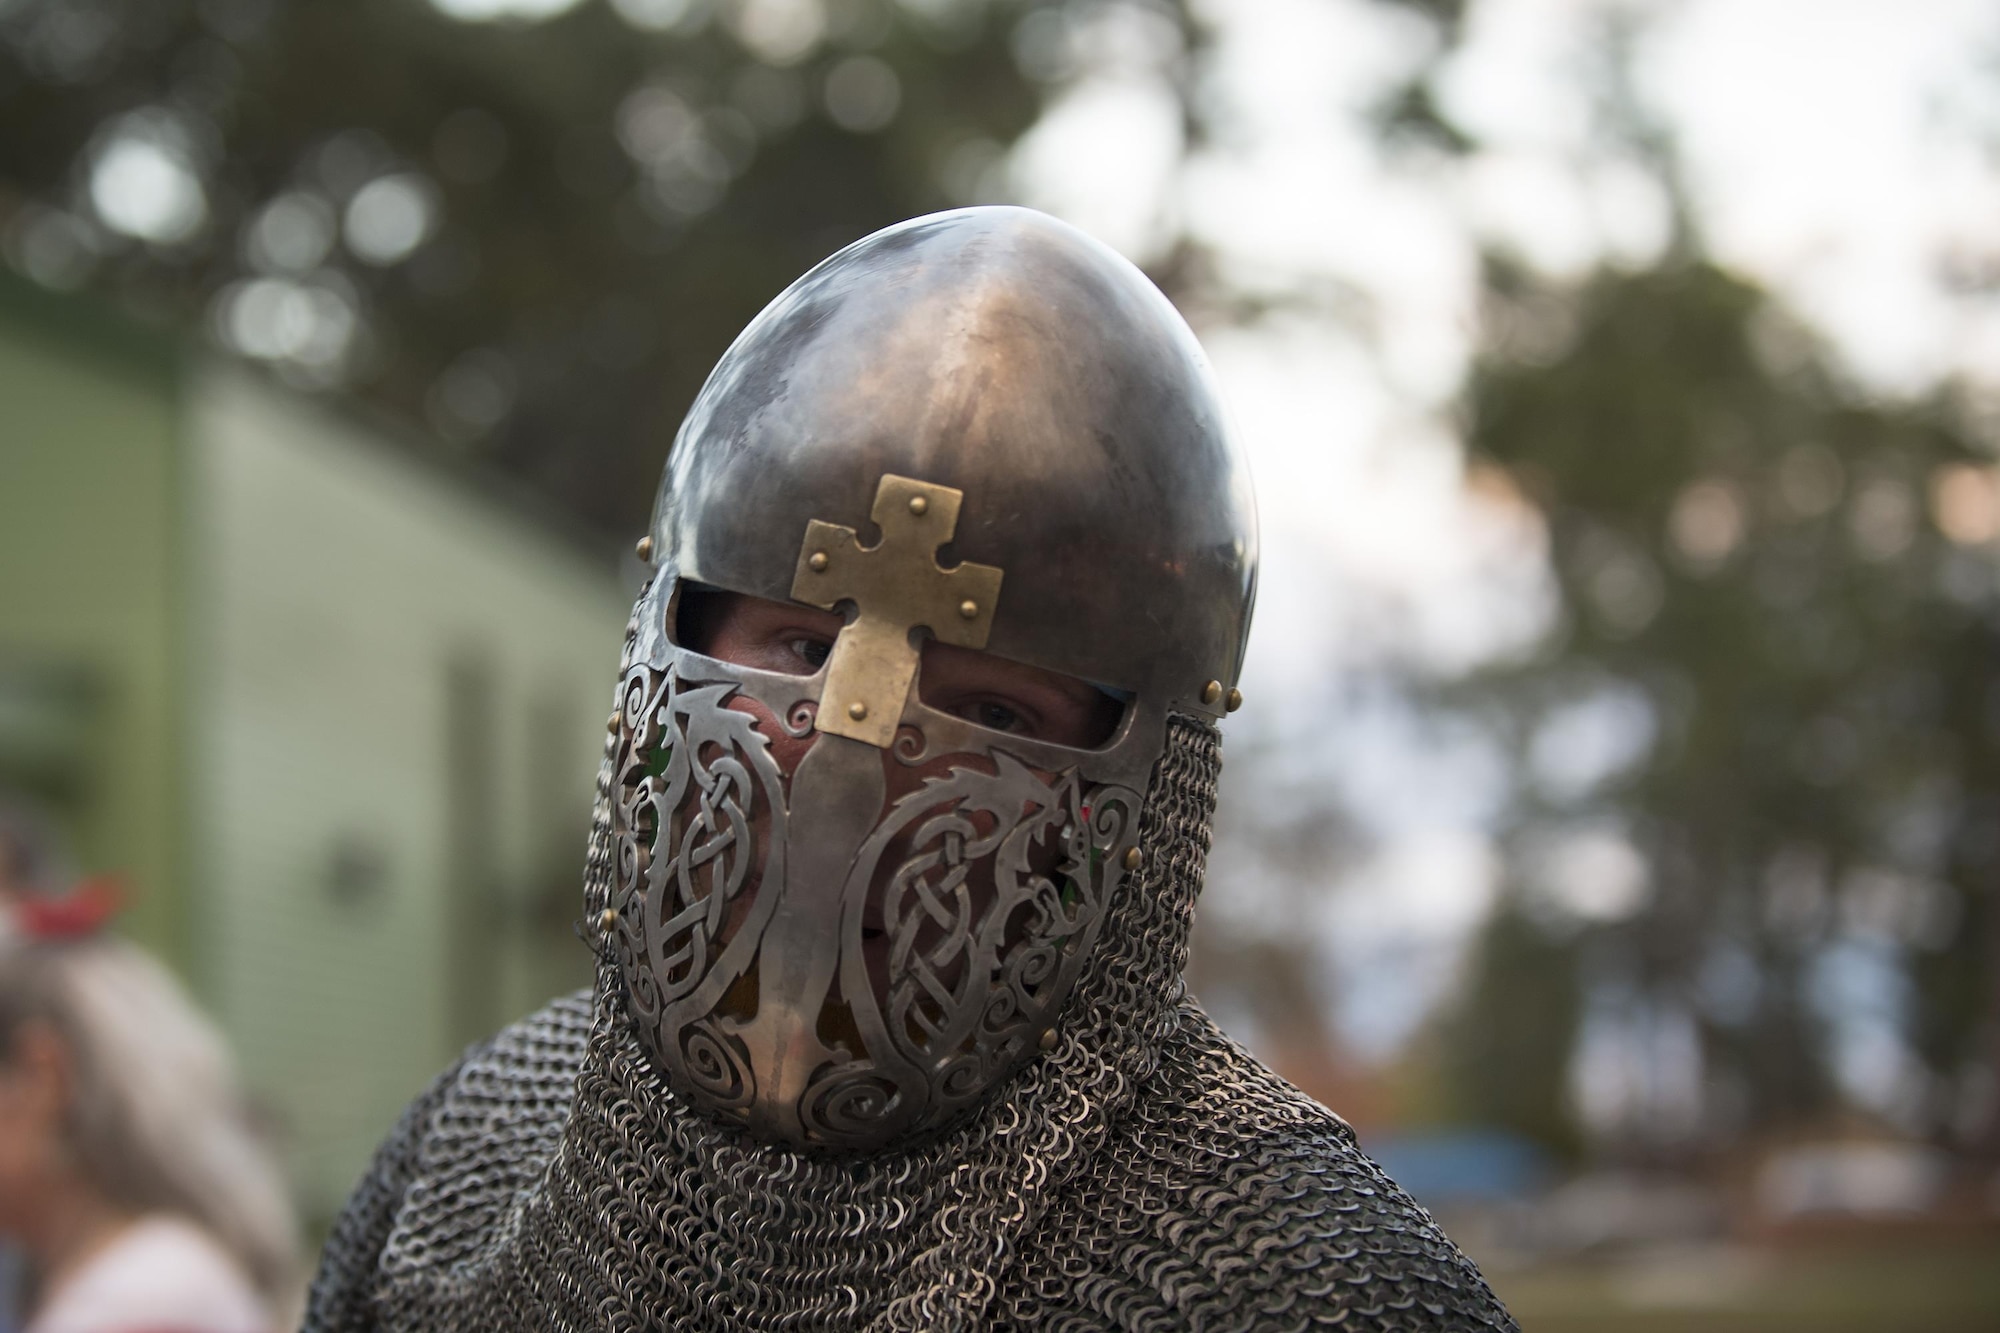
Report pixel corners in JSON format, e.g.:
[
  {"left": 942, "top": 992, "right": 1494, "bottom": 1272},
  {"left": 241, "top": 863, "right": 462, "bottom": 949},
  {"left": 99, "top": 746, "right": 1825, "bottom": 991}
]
[
  {"left": 187, "top": 366, "right": 629, "bottom": 1218},
  {"left": 1, "top": 280, "right": 632, "bottom": 1225},
  {"left": 0, "top": 279, "right": 190, "bottom": 972}
]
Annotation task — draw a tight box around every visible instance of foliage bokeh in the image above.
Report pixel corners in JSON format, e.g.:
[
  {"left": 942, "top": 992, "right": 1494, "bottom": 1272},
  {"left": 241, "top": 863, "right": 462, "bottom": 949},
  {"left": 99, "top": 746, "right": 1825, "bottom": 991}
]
[
  {"left": 0, "top": 0, "right": 1105, "bottom": 535},
  {"left": 1442, "top": 252, "right": 2000, "bottom": 1161}
]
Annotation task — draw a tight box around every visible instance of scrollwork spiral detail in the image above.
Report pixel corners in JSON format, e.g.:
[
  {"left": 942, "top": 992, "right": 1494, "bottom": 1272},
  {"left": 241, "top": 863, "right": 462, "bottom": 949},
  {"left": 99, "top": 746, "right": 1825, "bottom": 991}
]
[
  {"left": 799, "top": 753, "right": 1145, "bottom": 1141},
  {"left": 608, "top": 660, "right": 788, "bottom": 1120}
]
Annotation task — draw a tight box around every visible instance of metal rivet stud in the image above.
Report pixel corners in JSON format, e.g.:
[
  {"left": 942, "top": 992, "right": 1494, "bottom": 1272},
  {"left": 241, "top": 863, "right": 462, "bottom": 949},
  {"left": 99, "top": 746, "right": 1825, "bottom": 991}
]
[
  {"left": 599, "top": 908, "right": 619, "bottom": 932},
  {"left": 635, "top": 536, "right": 653, "bottom": 562},
  {"left": 1123, "top": 847, "right": 1142, "bottom": 871},
  {"left": 848, "top": 701, "right": 868, "bottom": 721},
  {"left": 607, "top": 711, "right": 621, "bottom": 734},
  {"left": 1201, "top": 680, "right": 1223, "bottom": 705},
  {"left": 1226, "top": 687, "right": 1243, "bottom": 713},
  {"left": 908, "top": 494, "right": 928, "bottom": 516},
  {"left": 959, "top": 599, "right": 978, "bottom": 619},
  {"left": 808, "top": 550, "right": 829, "bottom": 572},
  {"left": 1039, "top": 1028, "right": 1058, "bottom": 1052}
]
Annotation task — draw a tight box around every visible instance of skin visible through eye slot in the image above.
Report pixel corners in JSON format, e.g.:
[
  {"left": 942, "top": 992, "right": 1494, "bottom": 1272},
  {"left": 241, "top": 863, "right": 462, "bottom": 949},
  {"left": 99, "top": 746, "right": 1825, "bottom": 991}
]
[{"left": 675, "top": 586, "right": 1123, "bottom": 761}]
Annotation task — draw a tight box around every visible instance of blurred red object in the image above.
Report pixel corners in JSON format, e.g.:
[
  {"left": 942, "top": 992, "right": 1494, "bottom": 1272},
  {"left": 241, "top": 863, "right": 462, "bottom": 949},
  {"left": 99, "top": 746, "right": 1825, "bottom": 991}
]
[{"left": 11, "top": 874, "right": 124, "bottom": 941}]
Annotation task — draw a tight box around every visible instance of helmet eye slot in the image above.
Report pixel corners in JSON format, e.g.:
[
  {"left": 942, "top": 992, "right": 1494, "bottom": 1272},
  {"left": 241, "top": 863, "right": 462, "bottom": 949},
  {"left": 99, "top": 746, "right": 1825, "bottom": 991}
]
[
  {"left": 676, "top": 585, "right": 1125, "bottom": 749},
  {"left": 674, "top": 583, "right": 841, "bottom": 679},
  {"left": 913, "top": 634, "right": 1126, "bottom": 751}
]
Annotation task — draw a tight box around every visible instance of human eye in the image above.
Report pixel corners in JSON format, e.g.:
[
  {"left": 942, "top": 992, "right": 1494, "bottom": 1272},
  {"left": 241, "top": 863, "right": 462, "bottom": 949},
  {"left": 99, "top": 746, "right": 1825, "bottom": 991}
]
[
  {"left": 787, "top": 636, "right": 833, "bottom": 672},
  {"left": 957, "top": 698, "right": 1031, "bottom": 735}
]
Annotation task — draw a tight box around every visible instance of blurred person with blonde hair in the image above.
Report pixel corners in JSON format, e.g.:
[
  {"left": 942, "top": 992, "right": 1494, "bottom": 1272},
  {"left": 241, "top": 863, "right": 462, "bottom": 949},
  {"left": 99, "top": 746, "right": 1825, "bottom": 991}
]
[{"left": 0, "top": 803, "right": 298, "bottom": 1333}]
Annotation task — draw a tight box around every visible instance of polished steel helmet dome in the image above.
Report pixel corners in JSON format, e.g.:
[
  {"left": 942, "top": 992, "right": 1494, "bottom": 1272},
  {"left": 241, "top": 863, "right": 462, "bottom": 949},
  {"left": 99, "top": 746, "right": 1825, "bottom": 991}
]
[{"left": 642, "top": 205, "right": 1256, "bottom": 722}]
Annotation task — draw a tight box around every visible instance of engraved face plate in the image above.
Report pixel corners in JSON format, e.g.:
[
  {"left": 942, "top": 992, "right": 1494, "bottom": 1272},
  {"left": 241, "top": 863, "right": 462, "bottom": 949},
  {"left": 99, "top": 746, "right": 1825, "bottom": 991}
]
[{"left": 607, "top": 649, "right": 1143, "bottom": 1150}]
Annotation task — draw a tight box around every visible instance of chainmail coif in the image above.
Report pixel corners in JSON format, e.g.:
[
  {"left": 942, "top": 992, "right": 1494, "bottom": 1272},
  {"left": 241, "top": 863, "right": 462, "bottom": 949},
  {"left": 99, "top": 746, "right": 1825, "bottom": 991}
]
[{"left": 302, "top": 713, "right": 1517, "bottom": 1331}]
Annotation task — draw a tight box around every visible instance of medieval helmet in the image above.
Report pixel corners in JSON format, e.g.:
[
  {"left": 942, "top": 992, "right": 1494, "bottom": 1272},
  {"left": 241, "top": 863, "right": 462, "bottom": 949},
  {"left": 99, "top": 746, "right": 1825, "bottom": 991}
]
[{"left": 603, "top": 206, "right": 1256, "bottom": 1151}]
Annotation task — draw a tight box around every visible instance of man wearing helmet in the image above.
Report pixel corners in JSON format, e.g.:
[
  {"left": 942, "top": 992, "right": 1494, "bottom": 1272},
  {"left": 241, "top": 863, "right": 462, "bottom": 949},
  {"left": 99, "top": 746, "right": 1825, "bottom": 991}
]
[{"left": 304, "top": 207, "right": 1516, "bottom": 1331}]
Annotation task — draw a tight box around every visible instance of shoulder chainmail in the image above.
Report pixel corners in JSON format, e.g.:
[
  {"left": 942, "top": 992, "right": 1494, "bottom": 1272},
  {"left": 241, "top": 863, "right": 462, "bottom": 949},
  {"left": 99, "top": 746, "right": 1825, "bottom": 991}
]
[{"left": 303, "top": 715, "right": 1517, "bottom": 1332}]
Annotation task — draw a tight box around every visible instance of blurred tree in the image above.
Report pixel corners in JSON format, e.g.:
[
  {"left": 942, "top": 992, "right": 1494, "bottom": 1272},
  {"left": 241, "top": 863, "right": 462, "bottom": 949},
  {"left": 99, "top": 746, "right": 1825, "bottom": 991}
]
[
  {"left": 0, "top": 0, "right": 1182, "bottom": 538},
  {"left": 1189, "top": 740, "right": 1366, "bottom": 1104},
  {"left": 1438, "top": 899, "right": 1582, "bottom": 1159},
  {"left": 1451, "top": 251, "right": 2000, "bottom": 1160}
]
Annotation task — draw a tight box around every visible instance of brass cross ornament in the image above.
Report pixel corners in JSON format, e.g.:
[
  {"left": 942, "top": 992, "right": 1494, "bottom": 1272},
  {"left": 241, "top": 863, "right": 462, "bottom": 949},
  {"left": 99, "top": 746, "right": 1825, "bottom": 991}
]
[{"left": 790, "top": 474, "right": 1004, "bottom": 747}]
